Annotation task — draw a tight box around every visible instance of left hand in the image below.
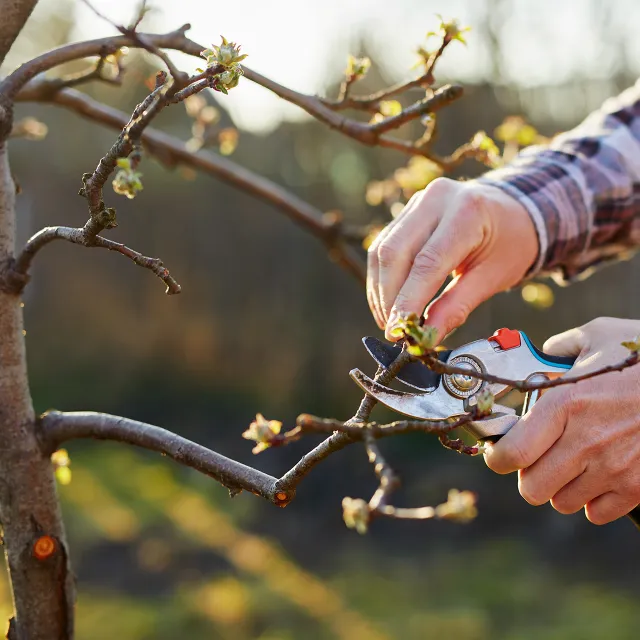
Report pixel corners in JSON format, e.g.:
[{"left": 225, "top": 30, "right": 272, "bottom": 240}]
[{"left": 484, "top": 317, "right": 640, "bottom": 524}]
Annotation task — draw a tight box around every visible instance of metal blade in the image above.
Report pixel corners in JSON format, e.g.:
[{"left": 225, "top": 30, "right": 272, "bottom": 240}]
[
  {"left": 362, "top": 337, "right": 450, "bottom": 391},
  {"left": 350, "top": 368, "right": 453, "bottom": 420},
  {"left": 350, "top": 368, "right": 519, "bottom": 438}
]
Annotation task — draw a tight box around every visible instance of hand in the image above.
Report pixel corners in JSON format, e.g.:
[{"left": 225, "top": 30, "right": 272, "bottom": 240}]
[
  {"left": 366, "top": 177, "right": 539, "bottom": 341},
  {"left": 484, "top": 317, "right": 640, "bottom": 524}
]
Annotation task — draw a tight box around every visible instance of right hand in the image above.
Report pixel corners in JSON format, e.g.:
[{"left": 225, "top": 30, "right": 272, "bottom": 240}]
[{"left": 366, "top": 177, "right": 540, "bottom": 342}]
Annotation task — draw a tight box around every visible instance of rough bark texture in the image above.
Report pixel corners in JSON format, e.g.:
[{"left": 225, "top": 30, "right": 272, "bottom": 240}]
[
  {"left": 0, "top": 0, "right": 40, "bottom": 66},
  {"left": 0, "top": 143, "right": 74, "bottom": 638}
]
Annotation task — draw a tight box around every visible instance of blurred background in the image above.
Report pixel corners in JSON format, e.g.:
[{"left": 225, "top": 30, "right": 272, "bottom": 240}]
[{"left": 2, "top": 0, "right": 640, "bottom": 638}]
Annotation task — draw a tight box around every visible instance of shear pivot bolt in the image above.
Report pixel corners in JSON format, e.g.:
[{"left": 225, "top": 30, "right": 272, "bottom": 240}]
[
  {"left": 451, "top": 372, "right": 476, "bottom": 391},
  {"left": 443, "top": 356, "right": 483, "bottom": 398}
]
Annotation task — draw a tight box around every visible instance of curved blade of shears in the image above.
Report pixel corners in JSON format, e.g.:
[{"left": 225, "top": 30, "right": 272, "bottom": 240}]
[
  {"left": 362, "top": 336, "right": 450, "bottom": 391},
  {"left": 349, "top": 368, "right": 454, "bottom": 420},
  {"left": 350, "top": 368, "right": 519, "bottom": 440}
]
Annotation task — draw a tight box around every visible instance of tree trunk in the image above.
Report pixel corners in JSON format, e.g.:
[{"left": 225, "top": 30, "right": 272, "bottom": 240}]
[
  {"left": 0, "top": 143, "right": 74, "bottom": 638},
  {"left": 0, "top": 1, "right": 40, "bottom": 67}
]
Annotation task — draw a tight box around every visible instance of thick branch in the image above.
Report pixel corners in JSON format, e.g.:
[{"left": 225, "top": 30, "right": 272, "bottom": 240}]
[
  {"left": 39, "top": 410, "right": 292, "bottom": 506},
  {"left": 10, "top": 226, "right": 181, "bottom": 294},
  {"left": 0, "top": 28, "right": 195, "bottom": 99},
  {"left": 0, "top": 0, "right": 39, "bottom": 66},
  {"left": 0, "top": 138, "right": 74, "bottom": 639},
  {"left": 17, "top": 86, "right": 366, "bottom": 283}
]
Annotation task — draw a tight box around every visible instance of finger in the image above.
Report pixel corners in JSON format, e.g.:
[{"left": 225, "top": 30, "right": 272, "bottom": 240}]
[
  {"left": 550, "top": 469, "right": 600, "bottom": 514},
  {"left": 367, "top": 193, "right": 423, "bottom": 330},
  {"left": 375, "top": 189, "right": 441, "bottom": 326},
  {"left": 517, "top": 437, "right": 587, "bottom": 506},
  {"left": 484, "top": 388, "right": 568, "bottom": 474},
  {"left": 367, "top": 248, "right": 385, "bottom": 329},
  {"left": 422, "top": 266, "right": 496, "bottom": 341},
  {"left": 377, "top": 213, "right": 439, "bottom": 326},
  {"left": 385, "top": 218, "right": 480, "bottom": 340},
  {"left": 585, "top": 492, "right": 639, "bottom": 525},
  {"left": 543, "top": 327, "right": 586, "bottom": 357}
]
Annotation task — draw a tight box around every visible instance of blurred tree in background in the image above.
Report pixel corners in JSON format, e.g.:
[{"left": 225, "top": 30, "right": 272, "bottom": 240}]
[{"left": 0, "top": 1, "right": 639, "bottom": 638}]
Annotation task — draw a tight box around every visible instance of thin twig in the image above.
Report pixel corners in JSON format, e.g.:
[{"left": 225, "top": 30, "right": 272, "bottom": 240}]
[
  {"left": 421, "top": 351, "right": 640, "bottom": 392},
  {"left": 375, "top": 504, "right": 437, "bottom": 520},
  {"left": 369, "top": 84, "right": 463, "bottom": 135},
  {"left": 10, "top": 226, "right": 181, "bottom": 294},
  {"left": 365, "top": 433, "right": 399, "bottom": 510},
  {"left": 81, "top": 0, "right": 188, "bottom": 85},
  {"left": 293, "top": 413, "right": 472, "bottom": 438},
  {"left": 16, "top": 87, "right": 366, "bottom": 284},
  {"left": 438, "top": 433, "right": 482, "bottom": 456},
  {"left": 325, "top": 37, "right": 452, "bottom": 113}
]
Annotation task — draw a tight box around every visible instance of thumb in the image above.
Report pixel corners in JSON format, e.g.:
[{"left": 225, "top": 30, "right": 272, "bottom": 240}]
[
  {"left": 484, "top": 388, "right": 568, "bottom": 474},
  {"left": 543, "top": 327, "right": 586, "bottom": 357}
]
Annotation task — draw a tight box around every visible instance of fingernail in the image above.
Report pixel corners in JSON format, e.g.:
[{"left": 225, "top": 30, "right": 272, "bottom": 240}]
[{"left": 385, "top": 310, "right": 398, "bottom": 340}]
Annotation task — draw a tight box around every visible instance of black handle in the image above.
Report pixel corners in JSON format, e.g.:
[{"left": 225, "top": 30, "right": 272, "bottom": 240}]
[
  {"left": 485, "top": 435, "right": 640, "bottom": 532},
  {"left": 528, "top": 340, "right": 578, "bottom": 367},
  {"left": 629, "top": 506, "right": 640, "bottom": 531}
]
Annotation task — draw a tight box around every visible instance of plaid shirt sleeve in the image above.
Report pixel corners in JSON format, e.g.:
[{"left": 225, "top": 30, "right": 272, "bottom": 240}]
[{"left": 476, "top": 79, "right": 640, "bottom": 284}]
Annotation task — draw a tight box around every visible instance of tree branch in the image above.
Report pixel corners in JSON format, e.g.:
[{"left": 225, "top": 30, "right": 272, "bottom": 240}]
[
  {"left": 39, "top": 410, "right": 292, "bottom": 506},
  {"left": 325, "top": 33, "right": 453, "bottom": 113},
  {"left": 368, "top": 84, "right": 463, "bottom": 135},
  {"left": 16, "top": 86, "right": 366, "bottom": 284},
  {"left": 365, "top": 433, "right": 399, "bottom": 510},
  {"left": 421, "top": 350, "right": 640, "bottom": 392},
  {"left": 3, "top": 29, "right": 465, "bottom": 164},
  {"left": 80, "top": 0, "right": 189, "bottom": 87},
  {"left": 292, "top": 413, "right": 472, "bottom": 438},
  {"left": 9, "top": 226, "right": 181, "bottom": 294},
  {"left": 0, "top": 0, "right": 40, "bottom": 66},
  {"left": 276, "top": 349, "right": 414, "bottom": 491}
]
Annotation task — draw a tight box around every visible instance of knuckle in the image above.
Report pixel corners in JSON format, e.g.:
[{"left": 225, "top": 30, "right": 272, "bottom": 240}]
[
  {"left": 376, "top": 244, "right": 395, "bottom": 268},
  {"left": 377, "top": 240, "right": 401, "bottom": 268},
  {"left": 585, "top": 316, "right": 612, "bottom": 330},
  {"left": 581, "top": 316, "right": 612, "bottom": 339},
  {"left": 601, "top": 450, "right": 628, "bottom": 481},
  {"left": 447, "top": 303, "right": 472, "bottom": 331},
  {"left": 423, "top": 176, "right": 455, "bottom": 197},
  {"left": 411, "top": 245, "right": 444, "bottom": 278},
  {"left": 519, "top": 477, "right": 547, "bottom": 506}
]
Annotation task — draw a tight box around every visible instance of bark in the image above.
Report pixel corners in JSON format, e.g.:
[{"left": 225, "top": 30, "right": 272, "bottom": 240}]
[
  {"left": 0, "top": 1, "right": 40, "bottom": 66},
  {"left": 0, "top": 143, "right": 74, "bottom": 638}
]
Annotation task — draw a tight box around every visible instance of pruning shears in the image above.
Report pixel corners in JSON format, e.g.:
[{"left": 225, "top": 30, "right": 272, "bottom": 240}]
[
  {"left": 350, "top": 328, "right": 575, "bottom": 441},
  {"left": 350, "top": 328, "right": 640, "bottom": 529}
]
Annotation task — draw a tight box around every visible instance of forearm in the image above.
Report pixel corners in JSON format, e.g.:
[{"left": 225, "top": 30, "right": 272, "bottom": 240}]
[{"left": 478, "top": 79, "right": 640, "bottom": 283}]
